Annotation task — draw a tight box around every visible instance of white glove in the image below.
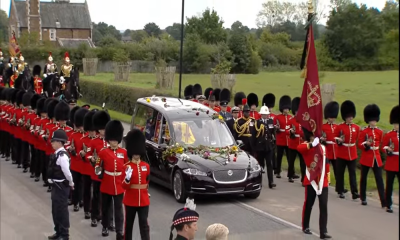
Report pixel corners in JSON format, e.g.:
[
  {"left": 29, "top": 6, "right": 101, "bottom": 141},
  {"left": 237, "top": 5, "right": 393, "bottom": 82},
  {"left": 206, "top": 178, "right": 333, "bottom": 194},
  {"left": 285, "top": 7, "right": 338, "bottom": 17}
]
[
  {"left": 59, "top": 76, "right": 65, "bottom": 84},
  {"left": 43, "top": 74, "right": 47, "bottom": 78},
  {"left": 125, "top": 166, "right": 133, "bottom": 182},
  {"left": 312, "top": 137, "right": 320, "bottom": 147}
]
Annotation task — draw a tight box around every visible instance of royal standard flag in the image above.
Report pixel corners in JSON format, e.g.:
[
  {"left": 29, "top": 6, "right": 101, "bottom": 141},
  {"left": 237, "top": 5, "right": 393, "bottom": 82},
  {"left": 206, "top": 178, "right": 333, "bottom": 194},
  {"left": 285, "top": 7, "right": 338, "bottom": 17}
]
[{"left": 9, "top": 31, "right": 20, "bottom": 57}]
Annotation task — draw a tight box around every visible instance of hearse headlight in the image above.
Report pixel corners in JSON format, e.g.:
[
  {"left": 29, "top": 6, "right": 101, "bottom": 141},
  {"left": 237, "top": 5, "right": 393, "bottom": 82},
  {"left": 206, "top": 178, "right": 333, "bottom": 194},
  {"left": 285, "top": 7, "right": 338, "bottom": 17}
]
[
  {"left": 183, "top": 168, "right": 208, "bottom": 176},
  {"left": 249, "top": 164, "right": 261, "bottom": 173}
]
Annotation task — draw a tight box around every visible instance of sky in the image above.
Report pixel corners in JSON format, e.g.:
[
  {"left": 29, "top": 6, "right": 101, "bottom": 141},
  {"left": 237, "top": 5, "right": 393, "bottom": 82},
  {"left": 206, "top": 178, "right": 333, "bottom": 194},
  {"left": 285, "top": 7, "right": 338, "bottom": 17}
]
[{"left": 0, "top": 0, "right": 387, "bottom": 30}]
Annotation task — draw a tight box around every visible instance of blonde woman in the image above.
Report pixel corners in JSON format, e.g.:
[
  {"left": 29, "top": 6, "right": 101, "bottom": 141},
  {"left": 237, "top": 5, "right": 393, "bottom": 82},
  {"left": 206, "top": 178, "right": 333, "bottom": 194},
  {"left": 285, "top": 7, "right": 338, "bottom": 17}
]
[{"left": 205, "top": 223, "right": 229, "bottom": 240}]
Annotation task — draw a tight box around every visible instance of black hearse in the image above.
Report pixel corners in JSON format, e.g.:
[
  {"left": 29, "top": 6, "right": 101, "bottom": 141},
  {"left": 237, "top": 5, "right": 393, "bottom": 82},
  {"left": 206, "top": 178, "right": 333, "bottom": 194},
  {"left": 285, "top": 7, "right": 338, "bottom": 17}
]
[{"left": 125, "top": 96, "right": 262, "bottom": 203}]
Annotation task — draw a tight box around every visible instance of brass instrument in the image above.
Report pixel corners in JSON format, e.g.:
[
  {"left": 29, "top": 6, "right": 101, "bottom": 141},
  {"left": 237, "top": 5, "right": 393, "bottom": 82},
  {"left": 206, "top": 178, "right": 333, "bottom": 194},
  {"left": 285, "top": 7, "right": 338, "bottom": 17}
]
[{"left": 69, "top": 139, "right": 77, "bottom": 156}]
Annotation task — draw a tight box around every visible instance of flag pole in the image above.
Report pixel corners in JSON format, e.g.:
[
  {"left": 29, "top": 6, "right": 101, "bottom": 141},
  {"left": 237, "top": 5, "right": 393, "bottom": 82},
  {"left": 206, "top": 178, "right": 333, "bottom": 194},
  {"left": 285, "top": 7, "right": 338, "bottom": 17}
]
[
  {"left": 178, "top": 0, "right": 185, "bottom": 99},
  {"left": 300, "top": 0, "right": 316, "bottom": 70}
]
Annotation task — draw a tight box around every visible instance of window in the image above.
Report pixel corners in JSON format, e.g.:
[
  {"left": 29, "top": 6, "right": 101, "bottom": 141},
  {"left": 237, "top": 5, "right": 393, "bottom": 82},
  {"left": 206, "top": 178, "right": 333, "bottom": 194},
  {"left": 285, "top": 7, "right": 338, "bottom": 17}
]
[
  {"left": 49, "top": 29, "right": 56, "bottom": 41},
  {"left": 132, "top": 103, "right": 161, "bottom": 143}
]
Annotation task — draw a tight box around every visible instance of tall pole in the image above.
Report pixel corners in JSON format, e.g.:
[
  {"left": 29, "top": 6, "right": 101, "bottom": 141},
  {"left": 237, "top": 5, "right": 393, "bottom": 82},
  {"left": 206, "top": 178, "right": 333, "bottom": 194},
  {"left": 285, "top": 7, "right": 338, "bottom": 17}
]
[{"left": 178, "top": 0, "right": 185, "bottom": 99}]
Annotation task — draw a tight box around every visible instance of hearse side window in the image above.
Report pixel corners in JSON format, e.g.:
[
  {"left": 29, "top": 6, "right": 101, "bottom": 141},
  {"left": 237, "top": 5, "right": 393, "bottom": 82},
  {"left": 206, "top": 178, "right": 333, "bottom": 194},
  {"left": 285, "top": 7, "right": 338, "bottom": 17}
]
[
  {"left": 160, "top": 116, "right": 171, "bottom": 145},
  {"left": 132, "top": 104, "right": 159, "bottom": 143}
]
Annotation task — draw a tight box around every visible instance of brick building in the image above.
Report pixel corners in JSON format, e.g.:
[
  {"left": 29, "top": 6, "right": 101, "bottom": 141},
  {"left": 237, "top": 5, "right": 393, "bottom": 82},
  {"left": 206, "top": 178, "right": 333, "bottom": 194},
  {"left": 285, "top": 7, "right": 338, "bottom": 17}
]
[{"left": 9, "top": 0, "right": 95, "bottom": 47}]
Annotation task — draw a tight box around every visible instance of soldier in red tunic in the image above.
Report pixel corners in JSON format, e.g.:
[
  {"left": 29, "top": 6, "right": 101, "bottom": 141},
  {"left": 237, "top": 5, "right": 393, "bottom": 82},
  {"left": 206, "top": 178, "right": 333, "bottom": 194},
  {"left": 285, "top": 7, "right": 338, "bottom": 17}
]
[
  {"left": 97, "top": 120, "right": 127, "bottom": 239},
  {"left": 24, "top": 93, "right": 40, "bottom": 178},
  {"left": 247, "top": 93, "right": 261, "bottom": 120},
  {"left": 298, "top": 127, "right": 331, "bottom": 240},
  {"left": 212, "top": 88, "right": 221, "bottom": 109},
  {"left": 382, "top": 105, "right": 399, "bottom": 213},
  {"left": 233, "top": 92, "right": 246, "bottom": 118},
  {"left": 31, "top": 65, "right": 43, "bottom": 95},
  {"left": 334, "top": 100, "right": 360, "bottom": 200},
  {"left": 13, "top": 90, "right": 26, "bottom": 168},
  {"left": 287, "top": 97, "right": 304, "bottom": 183},
  {"left": 320, "top": 101, "right": 342, "bottom": 193},
  {"left": 358, "top": 104, "right": 385, "bottom": 207},
  {"left": 207, "top": 91, "right": 221, "bottom": 113},
  {"left": 19, "top": 91, "right": 34, "bottom": 173},
  {"left": 203, "top": 87, "right": 213, "bottom": 107},
  {"left": 274, "top": 95, "right": 292, "bottom": 178},
  {"left": 192, "top": 83, "right": 202, "bottom": 102},
  {"left": 183, "top": 85, "right": 193, "bottom": 100},
  {"left": 123, "top": 128, "right": 151, "bottom": 240}
]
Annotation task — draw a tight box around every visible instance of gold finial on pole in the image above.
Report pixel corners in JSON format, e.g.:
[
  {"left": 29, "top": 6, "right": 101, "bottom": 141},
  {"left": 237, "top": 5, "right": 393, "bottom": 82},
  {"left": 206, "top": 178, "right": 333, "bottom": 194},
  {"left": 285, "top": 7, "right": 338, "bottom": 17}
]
[{"left": 308, "top": 0, "right": 315, "bottom": 14}]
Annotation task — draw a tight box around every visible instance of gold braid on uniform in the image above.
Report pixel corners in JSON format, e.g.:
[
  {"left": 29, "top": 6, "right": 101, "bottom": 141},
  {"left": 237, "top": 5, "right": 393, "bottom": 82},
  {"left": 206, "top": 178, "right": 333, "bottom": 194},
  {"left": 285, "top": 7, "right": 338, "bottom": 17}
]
[
  {"left": 234, "top": 118, "right": 253, "bottom": 137},
  {"left": 254, "top": 121, "right": 265, "bottom": 138}
]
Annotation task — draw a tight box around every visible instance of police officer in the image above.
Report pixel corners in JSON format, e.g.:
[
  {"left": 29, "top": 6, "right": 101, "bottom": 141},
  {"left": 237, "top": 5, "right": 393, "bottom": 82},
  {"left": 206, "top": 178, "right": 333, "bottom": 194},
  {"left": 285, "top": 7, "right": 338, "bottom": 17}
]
[
  {"left": 47, "top": 129, "right": 74, "bottom": 240},
  {"left": 254, "top": 105, "right": 276, "bottom": 188},
  {"left": 169, "top": 199, "right": 199, "bottom": 240},
  {"left": 219, "top": 88, "right": 232, "bottom": 121},
  {"left": 123, "top": 128, "right": 151, "bottom": 240},
  {"left": 234, "top": 102, "right": 256, "bottom": 155}
]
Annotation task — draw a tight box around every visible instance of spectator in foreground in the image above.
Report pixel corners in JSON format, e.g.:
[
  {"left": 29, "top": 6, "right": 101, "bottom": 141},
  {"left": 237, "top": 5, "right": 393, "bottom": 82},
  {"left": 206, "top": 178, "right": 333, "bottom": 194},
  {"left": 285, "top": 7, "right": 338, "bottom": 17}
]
[{"left": 205, "top": 223, "right": 229, "bottom": 240}]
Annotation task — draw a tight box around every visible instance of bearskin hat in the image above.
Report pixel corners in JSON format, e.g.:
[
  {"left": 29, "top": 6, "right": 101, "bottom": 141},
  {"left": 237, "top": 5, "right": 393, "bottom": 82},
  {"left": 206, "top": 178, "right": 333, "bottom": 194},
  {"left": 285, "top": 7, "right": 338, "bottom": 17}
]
[
  {"left": 36, "top": 98, "right": 46, "bottom": 115},
  {"left": 340, "top": 100, "right": 356, "bottom": 120},
  {"left": 47, "top": 99, "right": 59, "bottom": 119},
  {"left": 192, "top": 84, "right": 202, "bottom": 98},
  {"left": 43, "top": 98, "right": 54, "bottom": 113},
  {"left": 247, "top": 93, "right": 259, "bottom": 108},
  {"left": 22, "top": 91, "right": 33, "bottom": 107},
  {"left": 291, "top": 97, "right": 300, "bottom": 115},
  {"left": 30, "top": 94, "right": 41, "bottom": 110},
  {"left": 69, "top": 106, "right": 80, "bottom": 125},
  {"left": 279, "top": 95, "right": 291, "bottom": 112},
  {"left": 75, "top": 108, "right": 89, "bottom": 128},
  {"left": 54, "top": 101, "right": 70, "bottom": 121},
  {"left": 363, "top": 104, "right": 380, "bottom": 123},
  {"left": 204, "top": 88, "right": 213, "bottom": 99},
  {"left": 184, "top": 85, "right": 193, "bottom": 99},
  {"left": 105, "top": 120, "right": 124, "bottom": 143},
  {"left": 262, "top": 93, "right": 275, "bottom": 108},
  {"left": 213, "top": 88, "right": 221, "bottom": 101},
  {"left": 220, "top": 88, "right": 231, "bottom": 102},
  {"left": 93, "top": 110, "right": 110, "bottom": 130},
  {"left": 389, "top": 105, "right": 399, "bottom": 124},
  {"left": 16, "top": 90, "right": 25, "bottom": 105},
  {"left": 33, "top": 65, "right": 41, "bottom": 76},
  {"left": 125, "top": 129, "right": 146, "bottom": 158},
  {"left": 234, "top": 92, "right": 246, "bottom": 106},
  {"left": 84, "top": 109, "right": 98, "bottom": 132},
  {"left": 324, "top": 101, "right": 339, "bottom": 119},
  {"left": 301, "top": 127, "right": 314, "bottom": 142}
]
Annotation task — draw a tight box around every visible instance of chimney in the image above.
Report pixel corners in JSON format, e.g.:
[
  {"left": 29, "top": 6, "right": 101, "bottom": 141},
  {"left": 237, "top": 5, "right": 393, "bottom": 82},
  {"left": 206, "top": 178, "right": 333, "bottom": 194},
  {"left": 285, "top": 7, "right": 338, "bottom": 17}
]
[{"left": 26, "top": 0, "right": 41, "bottom": 39}]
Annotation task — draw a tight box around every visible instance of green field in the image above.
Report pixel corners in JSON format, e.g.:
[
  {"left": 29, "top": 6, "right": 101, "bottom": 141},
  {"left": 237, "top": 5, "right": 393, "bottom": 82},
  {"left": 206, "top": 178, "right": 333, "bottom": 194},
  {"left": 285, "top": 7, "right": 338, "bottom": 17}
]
[{"left": 82, "top": 71, "right": 398, "bottom": 130}]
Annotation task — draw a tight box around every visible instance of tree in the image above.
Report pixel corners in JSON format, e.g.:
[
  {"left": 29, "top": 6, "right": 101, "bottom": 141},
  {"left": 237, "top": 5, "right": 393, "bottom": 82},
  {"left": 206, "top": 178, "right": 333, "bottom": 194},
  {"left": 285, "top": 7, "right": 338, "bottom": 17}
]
[
  {"left": 143, "top": 22, "right": 161, "bottom": 37},
  {"left": 329, "top": 0, "right": 352, "bottom": 12},
  {"left": 123, "top": 29, "right": 132, "bottom": 37},
  {"left": 183, "top": 33, "right": 210, "bottom": 73},
  {"left": 131, "top": 30, "right": 148, "bottom": 42},
  {"left": 381, "top": 0, "right": 399, "bottom": 32},
  {"left": 230, "top": 21, "right": 250, "bottom": 34},
  {"left": 185, "top": 9, "right": 227, "bottom": 44},
  {"left": 228, "top": 32, "right": 252, "bottom": 73},
  {"left": 0, "top": 10, "right": 8, "bottom": 43},
  {"left": 165, "top": 23, "right": 182, "bottom": 40},
  {"left": 92, "top": 22, "right": 121, "bottom": 44}
]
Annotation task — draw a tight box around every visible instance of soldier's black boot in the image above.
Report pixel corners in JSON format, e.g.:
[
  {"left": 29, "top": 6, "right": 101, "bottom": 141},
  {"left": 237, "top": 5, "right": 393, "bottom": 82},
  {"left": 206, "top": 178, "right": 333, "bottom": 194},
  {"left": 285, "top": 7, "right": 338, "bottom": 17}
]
[
  {"left": 352, "top": 192, "right": 360, "bottom": 200},
  {"left": 23, "top": 168, "right": 28, "bottom": 173},
  {"left": 320, "top": 233, "right": 332, "bottom": 239},
  {"left": 288, "top": 178, "right": 294, "bottom": 183},
  {"left": 35, "top": 177, "right": 40, "bottom": 182},
  {"left": 303, "top": 228, "right": 312, "bottom": 235},
  {"left": 5, "top": 157, "right": 10, "bottom": 161},
  {"left": 47, "top": 186, "right": 52, "bottom": 192},
  {"left": 292, "top": 174, "right": 300, "bottom": 179},
  {"left": 30, "top": 173, "right": 35, "bottom": 178},
  {"left": 387, "top": 207, "right": 393, "bottom": 213},
  {"left": 73, "top": 205, "right": 79, "bottom": 212},
  {"left": 84, "top": 212, "right": 91, "bottom": 219},
  {"left": 109, "top": 224, "right": 115, "bottom": 232},
  {"left": 91, "top": 219, "right": 97, "bottom": 227},
  {"left": 43, "top": 182, "right": 49, "bottom": 187},
  {"left": 361, "top": 201, "right": 367, "bottom": 206},
  {"left": 116, "top": 233, "right": 124, "bottom": 240},
  {"left": 17, "top": 164, "right": 22, "bottom": 168},
  {"left": 48, "top": 233, "right": 59, "bottom": 239},
  {"left": 102, "top": 227, "right": 109, "bottom": 237},
  {"left": 338, "top": 193, "right": 345, "bottom": 199}
]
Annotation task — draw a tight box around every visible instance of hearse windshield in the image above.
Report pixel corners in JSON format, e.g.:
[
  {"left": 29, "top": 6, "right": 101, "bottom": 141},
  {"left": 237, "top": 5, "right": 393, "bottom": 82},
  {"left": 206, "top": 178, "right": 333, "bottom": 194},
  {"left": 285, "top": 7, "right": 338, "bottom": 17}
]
[{"left": 171, "top": 118, "right": 235, "bottom": 147}]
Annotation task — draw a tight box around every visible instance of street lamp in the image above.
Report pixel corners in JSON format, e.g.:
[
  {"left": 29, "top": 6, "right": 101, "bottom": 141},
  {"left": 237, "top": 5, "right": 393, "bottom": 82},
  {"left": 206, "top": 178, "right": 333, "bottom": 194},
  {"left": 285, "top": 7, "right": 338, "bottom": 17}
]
[{"left": 178, "top": 0, "right": 185, "bottom": 98}]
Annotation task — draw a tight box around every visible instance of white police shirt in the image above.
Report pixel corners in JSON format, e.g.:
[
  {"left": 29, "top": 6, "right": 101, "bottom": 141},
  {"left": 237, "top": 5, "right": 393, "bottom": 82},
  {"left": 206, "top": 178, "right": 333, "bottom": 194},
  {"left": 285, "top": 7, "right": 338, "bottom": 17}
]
[{"left": 48, "top": 147, "right": 74, "bottom": 187}]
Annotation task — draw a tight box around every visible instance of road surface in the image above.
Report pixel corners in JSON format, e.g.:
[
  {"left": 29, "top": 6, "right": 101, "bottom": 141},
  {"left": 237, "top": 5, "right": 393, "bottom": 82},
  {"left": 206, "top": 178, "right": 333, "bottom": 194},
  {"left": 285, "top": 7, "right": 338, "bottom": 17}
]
[{"left": 0, "top": 121, "right": 398, "bottom": 239}]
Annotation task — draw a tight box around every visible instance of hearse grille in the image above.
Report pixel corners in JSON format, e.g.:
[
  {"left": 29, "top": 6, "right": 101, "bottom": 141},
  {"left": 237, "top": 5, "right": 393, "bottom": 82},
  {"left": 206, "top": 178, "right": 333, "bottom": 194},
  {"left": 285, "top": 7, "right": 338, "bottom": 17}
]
[{"left": 213, "top": 169, "right": 247, "bottom": 184}]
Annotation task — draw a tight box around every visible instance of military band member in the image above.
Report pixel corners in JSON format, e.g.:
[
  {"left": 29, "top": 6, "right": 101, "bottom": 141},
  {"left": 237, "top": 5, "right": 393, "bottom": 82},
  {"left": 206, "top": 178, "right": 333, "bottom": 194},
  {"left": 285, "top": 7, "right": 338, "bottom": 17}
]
[
  {"left": 254, "top": 105, "right": 276, "bottom": 188},
  {"left": 233, "top": 92, "right": 246, "bottom": 118},
  {"left": 60, "top": 52, "right": 74, "bottom": 85},
  {"left": 274, "top": 95, "right": 292, "bottom": 178},
  {"left": 298, "top": 128, "right": 331, "bottom": 240},
  {"left": 226, "top": 106, "right": 240, "bottom": 138},
  {"left": 212, "top": 88, "right": 221, "bottom": 108},
  {"left": 287, "top": 97, "right": 304, "bottom": 183},
  {"left": 95, "top": 120, "right": 127, "bottom": 239},
  {"left": 334, "top": 100, "right": 360, "bottom": 200},
  {"left": 169, "top": 199, "right": 199, "bottom": 240},
  {"left": 219, "top": 88, "right": 232, "bottom": 121},
  {"left": 32, "top": 65, "right": 43, "bottom": 95},
  {"left": 383, "top": 105, "right": 399, "bottom": 213},
  {"left": 234, "top": 102, "right": 255, "bottom": 154},
  {"left": 203, "top": 87, "right": 213, "bottom": 107},
  {"left": 358, "top": 104, "right": 385, "bottom": 207},
  {"left": 47, "top": 129, "right": 74, "bottom": 240},
  {"left": 247, "top": 93, "right": 261, "bottom": 120},
  {"left": 192, "top": 83, "right": 202, "bottom": 102},
  {"left": 184, "top": 85, "right": 193, "bottom": 100},
  {"left": 207, "top": 91, "right": 220, "bottom": 112}
]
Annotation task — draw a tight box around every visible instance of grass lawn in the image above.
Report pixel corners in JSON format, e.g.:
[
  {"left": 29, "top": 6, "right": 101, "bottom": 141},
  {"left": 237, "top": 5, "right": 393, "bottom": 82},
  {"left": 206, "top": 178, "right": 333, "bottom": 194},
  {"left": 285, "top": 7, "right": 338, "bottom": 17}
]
[{"left": 82, "top": 71, "right": 398, "bottom": 130}]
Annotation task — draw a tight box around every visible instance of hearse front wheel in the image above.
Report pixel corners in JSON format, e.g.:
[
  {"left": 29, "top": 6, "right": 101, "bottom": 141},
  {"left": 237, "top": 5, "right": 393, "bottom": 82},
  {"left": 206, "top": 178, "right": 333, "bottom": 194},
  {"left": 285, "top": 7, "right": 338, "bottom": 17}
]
[{"left": 173, "top": 170, "right": 187, "bottom": 203}]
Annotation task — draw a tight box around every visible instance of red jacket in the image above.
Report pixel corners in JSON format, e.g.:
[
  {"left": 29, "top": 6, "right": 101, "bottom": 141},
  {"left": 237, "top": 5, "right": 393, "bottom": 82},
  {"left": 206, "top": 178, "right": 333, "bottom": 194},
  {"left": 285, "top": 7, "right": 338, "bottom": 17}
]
[
  {"left": 382, "top": 130, "right": 399, "bottom": 172},
  {"left": 122, "top": 160, "right": 150, "bottom": 207},
  {"left": 34, "top": 118, "right": 50, "bottom": 151},
  {"left": 24, "top": 111, "right": 37, "bottom": 145},
  {"left": 322, "top": 122, "right": 338, "bottom": 160},
  {"left": 5, "top": 105, "right": 15, "bottom": 134},
  {"left": 88, "top": 136, "right": 109, "bottom": 181},
  {"left": 98, "top": 147, "right": 128, "bottom": 195},
  {"left": 78, "top": 135, "right": 95, "bottom": 176},
  {"left": 358, "top": 126, "right": 383, "bottom": 167},
  {"left": 249, "top": 111, "right": 261, "bottom": 120},
  {"left": 274, "top": 113, "right": 292, "bottom": 146},
  {"left": 67, "top": 130, "right": 86, "bottom": 173},
  {"left": 297, "top": 142, "right": 329, "bottom": 188},
  {"left": 287, "top": 117, "right": 303, "bottom": 150},
  {"left": 334, "top": 123, "right": 360, "bottom": 161},
  {"left": 13, "top": 108, "right": 23, "bottom": 139},
  {"left": 41, "top": 121, "right": 57, "bottom": 155}
]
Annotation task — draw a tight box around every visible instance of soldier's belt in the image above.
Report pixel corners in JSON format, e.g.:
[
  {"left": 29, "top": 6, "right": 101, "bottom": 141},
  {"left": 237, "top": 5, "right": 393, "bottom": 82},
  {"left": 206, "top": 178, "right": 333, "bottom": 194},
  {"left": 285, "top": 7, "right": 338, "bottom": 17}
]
[
  {"left": 129, "top": 184, "right": 148, "bottom": 189},
  {"left": 104, "top": 170, "right": 122, "bottom": 176},
  {"left": 392, "top": 152, "right": 399, "bottom": 155},
  {"left": 279, "top": 129, "right": 285, "bottom": 132},
  {"left": 342, "top": 143, "right": 355, "bottom": 147},
  {"left": 326, "top": 141, "right": 334, "bottom": 144},
  {"left": 294, "top": 134, "right": 300, "bottom": 137},
  {"left": 368, "top": 147, "right": 379, "bottom": 151}
]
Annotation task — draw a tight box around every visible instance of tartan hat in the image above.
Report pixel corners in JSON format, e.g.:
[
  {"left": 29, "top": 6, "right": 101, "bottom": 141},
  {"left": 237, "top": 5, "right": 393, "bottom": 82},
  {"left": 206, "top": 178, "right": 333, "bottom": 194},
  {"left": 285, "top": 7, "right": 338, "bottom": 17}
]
[{"left": 169, "top": 198, "right": 199, "bottom": 240}]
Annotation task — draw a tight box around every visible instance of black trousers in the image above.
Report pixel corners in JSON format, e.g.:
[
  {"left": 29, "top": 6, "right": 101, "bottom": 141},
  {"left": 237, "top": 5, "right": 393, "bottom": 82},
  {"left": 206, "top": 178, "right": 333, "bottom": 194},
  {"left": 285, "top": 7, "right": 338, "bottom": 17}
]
[
  {"left": 51, "top": 181, "right": 71, "bottom": 237},
  {"left": 2, "top": 132, "right": 11, "bottom": 158},
  {"left": 91, "top": 180, "right": 101, "bottom": 220},
  {"left": 124, "top": 205, "right": 150, "bottom": 240},
  {"left": 35, "top": 150, "right": 45, "bottom": 178},
  {"left": 101, "top": 193, "right": 123, "bottom": 234},
  {"left": 336, "top": 158, "right": 358, "bottom": 194},
  {"left": 20, "top": 140, "right": 30, "bottom": 168},
  {"left": 12, "top": 137, "right": 20, "bottom": 163},
  {"left": 360, "top": 161, "right": 385, "bottom": 205},
  {"left": 71, "top": 170, "right": 83, "bottom": 206},
  {"left": 257, "top": 150, "right": 274, "bottom": 186},
  {"left": 328, "top": 159, "right": 338, "bottom": 191},
  {"left": 42, "top": 154, "right": 51, "bottom": 183},
  {"left": 288, "top": 148, "right": 306, "bottom": 180},
  {"left": 272, "top": 146, "right": 277, "bottom": 171},
  {"left": 0, "top": 131, "right": 5, "bottom": 156},
  {"left": 302, "top": 185, "right": 328, "bottom": 234},
  {"left": 386, "top": 171, "right": 400, "bottom": 208},
  {"left": 29, "top": 144, "right": 36, "bottom": 174},
  {"left": 276, "top": 145, "right": 289, "bottom": 175},
  {"left": 82, "top": 174, "right": 92, "bottom": 213},
  {"left": 9, "top": 134, "right": 15, "bottom": 161}
]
